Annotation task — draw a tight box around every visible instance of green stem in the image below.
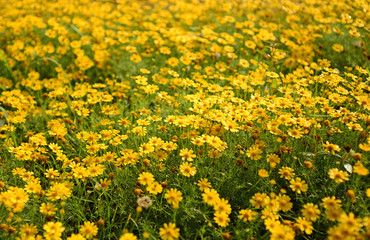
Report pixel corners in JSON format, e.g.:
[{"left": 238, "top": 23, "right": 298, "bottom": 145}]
[{"left": 0, "top": 50, "right": 17, "bottom": 83}]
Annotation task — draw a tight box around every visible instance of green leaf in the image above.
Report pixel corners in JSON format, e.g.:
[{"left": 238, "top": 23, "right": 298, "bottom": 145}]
[{"left": 0, "top": 106, "right": 9, "bottom": 125}]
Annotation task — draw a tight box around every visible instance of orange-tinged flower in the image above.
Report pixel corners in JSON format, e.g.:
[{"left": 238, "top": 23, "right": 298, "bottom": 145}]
[{"left": 332, "top": 44, "right": 344, "bottom": 52}]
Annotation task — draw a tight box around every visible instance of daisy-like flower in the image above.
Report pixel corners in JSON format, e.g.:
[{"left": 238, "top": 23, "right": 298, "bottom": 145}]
[
  {"left": 159, "top": 222, "right": 180, "bottom": 240},
  {"left": 302, "top": 203, "right": 321, "bottom": 222},
  {"left": 214, "top": 212, "right": 230, "bottom": 227},
  {"left": 266, "top": 153, "right": 280, "bottom": 168},
  {"left": 214, "top": 198, "right": 232, "bottom": 214},
  {"left": 197, "top": 178, "right": 212, "bottom": 191},
  {"left": 239, "top": 209, "right": 257, "bottom": 222},
  {"left": 146, "top": 181, "right": 163, "bottom": 195},
  {"left": 288, "top": 128, "right": 303, "bottom": 139},
  {"left": 43, "top": 221, "right": 65, "bottom": 240},
  {"left": 289, "top": 177, "right": 308, "bottom": 194},
  {"left": 79, "top": 221, "right": 98, "bottom": 239},
  {"left": 278, "top": 194, "right": 293, "bottom": 212},
  {"left": 279, "top": 167, "right": 295, "bottom": 180},
  {"left": 247, "top": 146, "right": 262, "bottom": 160},
  {"left": 202, "top": 188, "right": 220, "bottom": 206},
  {"left": 179, "top": 148, "right": 196, "bottom": 161},
  {"left": 295, "top": 217, "right": 313, "bottom": 235},
  {"left": 328, "top": 168, "right": 349, "bottom": 183},
  {"left": 179, "top": 162, "right": 196, "bottom": 177},
  {"left": 322, "top": 196, "right": 342, "bottom": 210},
  {"left": 323, "top": 141, "right": 340, "bottom": 154},
  {"left": 250, "top": 192, "right": 268, "bottom": 209},
  {"left": 165, "top": 188, "right": 183, "bottom": 209},
  {"left": 19, "top": 223, "right": 38, "bottom": 239},
  {"left": 138, "top": 172, "right": 155, "bottom": 186}
]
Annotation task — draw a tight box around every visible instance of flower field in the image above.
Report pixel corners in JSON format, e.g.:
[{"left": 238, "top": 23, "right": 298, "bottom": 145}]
[{"left": 0, "top": 0, "right": 369, "bottom": 239}]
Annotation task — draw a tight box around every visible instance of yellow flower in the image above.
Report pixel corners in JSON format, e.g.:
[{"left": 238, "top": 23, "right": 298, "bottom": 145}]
[
  {"left": 353, "top": 161, "right": 369, "bottom": 176},
  {"left": 289, "top": 177, "right": 308, "bottom": 194},
  {"left": 288, "top": 128, "right": 303, "bottom": 139},
  {"left": 119, "top": 233, "right": 138, "bottom": 240},
  {"left": 202, "top": 188, "right": 220, "bottom": 206},
  {"left": 214, "top": 212, "right": 230, "bottom": 227},
  {"left": 0, "top": 187, "right": 29, "bottom": 212},
  {"left": 269, "top": 223, "right": 295, "bottom": 240},
  {"left": 165, "top": 188, "right": 183, "bottom": 208},
  {"left": 250, "top": 192, "right": 268, "bottom": 209},
  {"left": 247, "top": 146, "right": 262, "bottom": 160},
  {"left": 323, "top": 141, "right": 340, "bottom": 154},
  {"left": 138, "top": 172, "right": 155, "bottom": 186},
  {"left": 332, "top": 44, "right": 344, "bottom": 52},
  {"left": 245, "top": 40, "right": 256, "bottom": 49},
  {"left": 67, "top": 234, "right": 87, "bottom": 240},
  {"left": 46, "top": 182, "right": 72, "bottom": 201},
  {"left": 179, "top": 148, "right": 196, "bottom": 161},
  {"left": 278, "top": 195, "right": 293, "bottom": 212},
  {"left": 179, "top": 162, "right": 196, "bottom": 177},
  {"left": 79, "top": 221, "right": 98, "bottom": 239},
  {"left": 40, "top": 203, "right": 57, "bottom": 216},
  {"left": 146, "top": 181, "right": 163, "bottom": 195},
  {"left": 302, "top": 203, "right": 321, "bottom": 222},
  {"left": 197, "top": 178, "right": 212, "bottom": 191},
  {"left": 279, "top": 167, "right": 295, "bottom": 180},
  {"left": 214, "top": 198, "right": 232, "bottom": 215},
  {"left": 258, "top": 169, "right": 269, "bottom": 178},
  {"left": 325, "top": 208, "right": 343, "bottom": 222},
  {"left": 19, "top": 223, "right": 38, "bottom": 239},
  {"left": 239, "top": 59, "right": 250, "bottom": 68},
  {"left": 295, "top": 217, "right": 313, "bottom": 235},
  {"left": 339, "top": 212, "right": 361, "bottom": 232},
  {"left": 359, "top": 142, "right": 370, "bottom": 151},
  {"left": 322, "top": 196, "right": 342, "bottom": 210},
  {"left": 239, "top": 209, "right": 257, "bottom": 222},
  {"left": 130, "top": 54, "right": 142, "bottom": 63},
  {"left": 328, "top": 168, "right": 349, "bottom": 183},
  {"left": 266, "top": 154, "right": 280, "bottom": 168},
  {"left": 159, "top": 222, "right": 180, "bottom": 240},
  {"left": 43, "top": 221, "right": 65, "bottom": 240}
]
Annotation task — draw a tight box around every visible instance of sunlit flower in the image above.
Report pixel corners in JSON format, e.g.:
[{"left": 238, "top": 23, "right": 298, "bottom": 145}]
[
  {"left": 159, "top": 223, "right": 180, "bottom": 240},
  {"left": 179, "top": 162, "right": 197, "bottom": 177},
  {"left": 289, "top": 177, "right": 308, "bottom": 194},
  {"left": 328, "top": 168, "right": 349, "bottom": 183}
]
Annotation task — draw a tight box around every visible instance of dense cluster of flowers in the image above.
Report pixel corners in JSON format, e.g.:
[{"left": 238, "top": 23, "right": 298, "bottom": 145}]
[{"left": 0, "top": 0, "right": 369, "bottom": 239}]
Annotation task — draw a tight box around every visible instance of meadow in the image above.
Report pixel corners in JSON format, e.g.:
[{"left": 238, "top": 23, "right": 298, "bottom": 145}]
[{"left": 0, "top": 0, "right": 369, "bottom": 239}]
